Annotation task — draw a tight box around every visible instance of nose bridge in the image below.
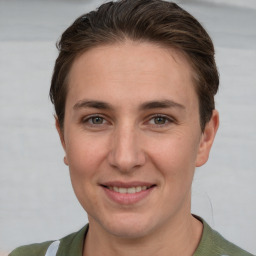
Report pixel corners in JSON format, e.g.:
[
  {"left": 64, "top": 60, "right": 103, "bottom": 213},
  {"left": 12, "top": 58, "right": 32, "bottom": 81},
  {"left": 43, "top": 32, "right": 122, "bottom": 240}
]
[{"left": 108, "top": 121, "right": 145, "bottom": 171}]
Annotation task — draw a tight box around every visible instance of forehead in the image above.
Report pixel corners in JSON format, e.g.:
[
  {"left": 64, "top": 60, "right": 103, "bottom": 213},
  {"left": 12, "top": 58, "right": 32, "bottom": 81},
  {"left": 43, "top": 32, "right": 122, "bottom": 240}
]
[
  {"left": 66, "top": 41, "right": 198, "bottom": 110},
  {"left": 71, "top": 41, "right": 193, "bottom": 77}
]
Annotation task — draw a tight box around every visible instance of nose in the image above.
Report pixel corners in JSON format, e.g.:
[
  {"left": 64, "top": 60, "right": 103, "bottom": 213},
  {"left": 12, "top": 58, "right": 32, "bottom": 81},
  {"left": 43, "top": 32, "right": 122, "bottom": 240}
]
[{"left": 107, "top": 124, "right": 146, "bottom": 173}]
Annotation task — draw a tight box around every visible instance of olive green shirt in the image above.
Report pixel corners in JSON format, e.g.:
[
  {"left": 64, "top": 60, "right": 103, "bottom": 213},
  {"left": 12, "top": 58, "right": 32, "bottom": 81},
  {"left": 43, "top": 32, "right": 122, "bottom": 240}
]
[{"left": 9, "top": 218, "right": 254, "bottom": 256}]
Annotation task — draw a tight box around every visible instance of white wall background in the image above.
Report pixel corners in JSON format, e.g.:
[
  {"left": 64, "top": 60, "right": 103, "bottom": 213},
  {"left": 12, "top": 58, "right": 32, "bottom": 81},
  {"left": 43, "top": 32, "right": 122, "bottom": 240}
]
[
  {"left": 194, "top": 0, "right": 256, "bottom": 10},
  {"left": 0, "top": 0, "right": 255, "bottom": 255}
]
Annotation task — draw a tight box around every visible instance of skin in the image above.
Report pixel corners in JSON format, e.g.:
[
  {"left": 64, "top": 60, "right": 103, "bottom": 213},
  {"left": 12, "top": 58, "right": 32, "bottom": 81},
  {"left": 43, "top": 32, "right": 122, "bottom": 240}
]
[{"left": 56, "top": 41, "right": 219, "bottom": 256}]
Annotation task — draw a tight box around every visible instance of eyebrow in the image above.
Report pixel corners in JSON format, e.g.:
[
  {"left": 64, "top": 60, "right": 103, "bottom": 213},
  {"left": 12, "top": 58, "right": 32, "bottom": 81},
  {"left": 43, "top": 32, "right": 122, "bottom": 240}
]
[
  {"left": 73, "top": 99, "right": 185, "bottom": 111},
  {"left": 73, "top": 100, "right": 113, "bottom": 110},
  {"left": 139, "top": 100, "right": 185, "bottom": 111}
]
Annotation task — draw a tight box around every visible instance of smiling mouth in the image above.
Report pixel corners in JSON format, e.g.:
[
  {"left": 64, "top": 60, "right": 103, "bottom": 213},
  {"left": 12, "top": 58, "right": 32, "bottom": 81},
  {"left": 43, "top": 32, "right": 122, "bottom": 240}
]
[{"left": 102, "top": 185, "right": 156, "bottom": 194}]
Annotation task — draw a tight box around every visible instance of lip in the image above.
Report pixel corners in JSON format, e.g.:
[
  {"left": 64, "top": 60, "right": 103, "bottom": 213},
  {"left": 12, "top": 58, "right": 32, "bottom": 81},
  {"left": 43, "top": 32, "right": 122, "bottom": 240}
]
[
  {"left": 100, "top": 181, "right": 156, "bottom": 205},
  {"left": 102, "top": 181, "right": 154, "bottom": 188}
]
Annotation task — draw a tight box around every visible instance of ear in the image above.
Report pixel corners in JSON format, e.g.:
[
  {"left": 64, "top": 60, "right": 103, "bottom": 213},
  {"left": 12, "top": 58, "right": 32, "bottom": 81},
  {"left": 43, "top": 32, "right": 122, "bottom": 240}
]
[
  {"left": 55, "top": 117, "right": 69, "bottom": 166},
  {"left": 196, "top": 110, "right": 219, "bottom": 167}
]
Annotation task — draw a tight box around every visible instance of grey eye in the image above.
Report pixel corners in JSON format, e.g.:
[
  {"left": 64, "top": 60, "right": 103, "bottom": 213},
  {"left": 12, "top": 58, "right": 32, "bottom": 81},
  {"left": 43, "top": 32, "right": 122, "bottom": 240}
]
[
  {"left": 91, "top": 117, "right": 104, "bottom": 124},
  {"left": 154, "top": 116, "right": 167, "bottom": 125}
]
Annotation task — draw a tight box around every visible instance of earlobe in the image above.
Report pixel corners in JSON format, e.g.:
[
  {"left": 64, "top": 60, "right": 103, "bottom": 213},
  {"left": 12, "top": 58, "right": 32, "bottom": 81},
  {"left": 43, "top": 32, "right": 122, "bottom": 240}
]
[
  {"left": 64, "top": 156, "right": 69, "bottom": 166},
  {"left": 55, "top": 117, "right": 69, "bottom": 166},
  {"left": 196, "top": 110, "right": 219, "bottom": 167}
]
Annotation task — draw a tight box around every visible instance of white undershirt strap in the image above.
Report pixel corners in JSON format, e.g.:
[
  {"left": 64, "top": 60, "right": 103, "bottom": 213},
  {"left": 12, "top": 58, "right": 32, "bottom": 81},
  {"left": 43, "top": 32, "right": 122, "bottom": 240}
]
[{"left": 45, "top": 240, "right": 60, "bottom": 256}]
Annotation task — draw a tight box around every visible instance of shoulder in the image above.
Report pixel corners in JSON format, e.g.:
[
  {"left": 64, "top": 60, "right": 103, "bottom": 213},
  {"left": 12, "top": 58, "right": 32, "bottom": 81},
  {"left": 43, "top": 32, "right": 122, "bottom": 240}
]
[
  {"left": 9, "top": 225, "right": 88, "bottom": 256},
  {"left": 210, "top": 228, "right": 254, "bottom": 256},
  {"left": 194, "top": 216, "right": 254, "bottom": 256},
  {"left": 8, "top": 241, "right": 53, "bottom": 256}
]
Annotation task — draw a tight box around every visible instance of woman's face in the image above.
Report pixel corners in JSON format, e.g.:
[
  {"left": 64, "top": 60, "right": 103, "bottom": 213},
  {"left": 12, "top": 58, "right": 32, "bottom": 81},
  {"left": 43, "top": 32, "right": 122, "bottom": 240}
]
[{"left": 58, "top": 41, "right": 218, "bottom": 239}]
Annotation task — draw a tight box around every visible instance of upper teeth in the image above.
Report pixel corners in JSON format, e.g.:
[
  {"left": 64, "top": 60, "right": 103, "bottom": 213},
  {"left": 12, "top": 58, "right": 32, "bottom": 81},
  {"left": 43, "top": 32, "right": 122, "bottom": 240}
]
[{"left": 108, "top": 186, "right": 148, "bottom": 194}]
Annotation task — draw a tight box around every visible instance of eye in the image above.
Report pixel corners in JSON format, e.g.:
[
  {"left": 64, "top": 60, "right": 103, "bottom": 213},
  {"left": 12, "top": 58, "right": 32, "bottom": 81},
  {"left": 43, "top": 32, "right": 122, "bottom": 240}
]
[
  {"left": 146, "top": 114, "right": 175, "bottom": 128},
  {"left": 90, "top": 116, "right": 105, "bottom": 124},
  {"left": 152, "top": 116, "right": 168, "bottom": 125},
  {"left": 82, "top": 115, "right": 108, "bottom": 126}
]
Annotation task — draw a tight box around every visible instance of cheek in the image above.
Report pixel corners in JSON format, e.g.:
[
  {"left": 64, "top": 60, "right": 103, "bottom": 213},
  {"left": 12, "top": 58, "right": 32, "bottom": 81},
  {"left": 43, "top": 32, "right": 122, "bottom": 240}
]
[
  {"left": 65, "top": 135, "right": 106, "bottom": 211},
  {"left": 66, "top": 132, "right": 108, "bottom": 174},
  {"left": 147, "top": 133, "right": 200, "bottom": 179}
]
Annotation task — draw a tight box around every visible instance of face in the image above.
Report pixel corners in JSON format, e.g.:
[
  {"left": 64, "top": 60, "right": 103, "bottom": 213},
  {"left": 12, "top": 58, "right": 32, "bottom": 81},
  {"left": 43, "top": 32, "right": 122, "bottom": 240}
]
[{"left": 57, "top": 41, "right": 218, "bottom": 239}]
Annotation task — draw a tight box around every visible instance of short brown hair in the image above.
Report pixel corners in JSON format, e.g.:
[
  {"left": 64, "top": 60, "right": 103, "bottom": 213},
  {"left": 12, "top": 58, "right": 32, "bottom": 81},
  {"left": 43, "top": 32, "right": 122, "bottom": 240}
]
[{"left": 50, "top": 0, "right": 219, "bottom": 131}]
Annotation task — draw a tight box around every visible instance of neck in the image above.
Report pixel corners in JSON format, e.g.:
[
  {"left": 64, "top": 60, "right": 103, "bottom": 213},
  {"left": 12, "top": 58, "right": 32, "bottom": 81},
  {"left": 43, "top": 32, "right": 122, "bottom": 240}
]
[{"left": 83, "top": 213, "right": 203, "bottom": 256}]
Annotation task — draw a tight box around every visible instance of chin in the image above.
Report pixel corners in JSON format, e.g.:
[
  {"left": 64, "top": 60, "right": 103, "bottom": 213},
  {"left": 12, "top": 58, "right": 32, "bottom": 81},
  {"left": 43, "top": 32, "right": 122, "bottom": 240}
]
[{"left": 98, "top": 213, "right": 156, "bottom": 239}]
